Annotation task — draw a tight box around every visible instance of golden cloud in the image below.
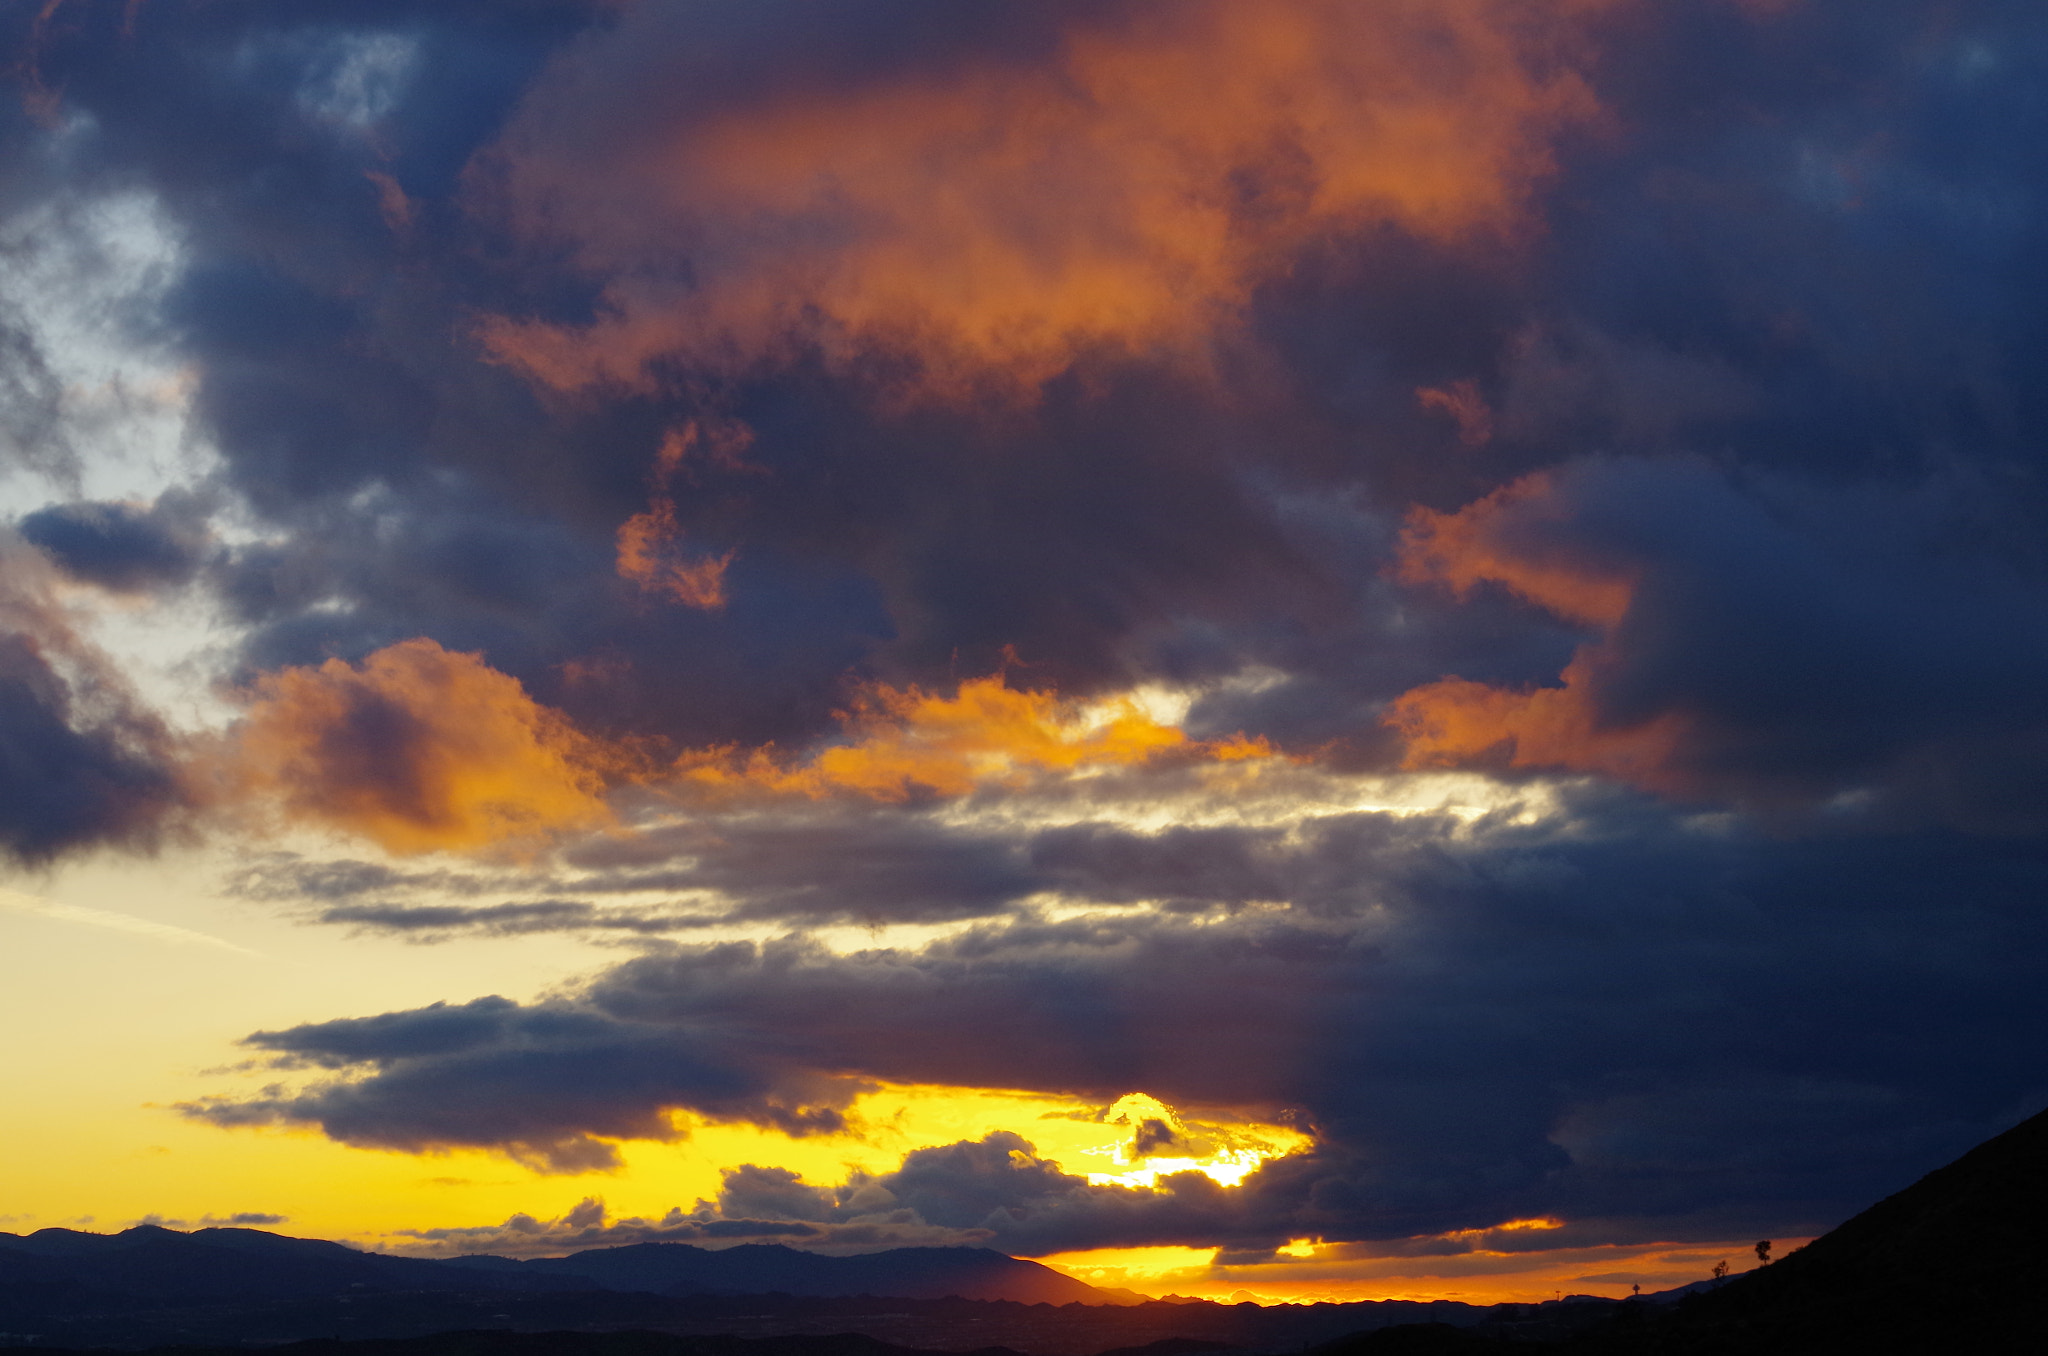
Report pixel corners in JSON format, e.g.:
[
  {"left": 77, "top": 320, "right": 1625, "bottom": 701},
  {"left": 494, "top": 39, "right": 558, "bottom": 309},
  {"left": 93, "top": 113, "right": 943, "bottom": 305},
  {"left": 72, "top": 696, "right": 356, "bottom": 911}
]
[
  {"left": 681, "top": 675, "right": 1272, "bottom": 802},
  {"left": 218, "top": 639, "right": 624, "bottom": 855},
  {"left": 478, "top": 0, "right": 1615, "bottom": 400}
]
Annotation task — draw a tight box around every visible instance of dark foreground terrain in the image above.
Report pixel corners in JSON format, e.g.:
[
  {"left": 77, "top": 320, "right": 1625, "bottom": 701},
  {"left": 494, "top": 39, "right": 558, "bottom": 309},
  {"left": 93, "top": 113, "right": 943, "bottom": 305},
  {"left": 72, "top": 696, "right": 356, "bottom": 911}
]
[
  {"left": 0, "top": 1228, "right": 1478, "bottom": 1354},
  {"left": 1327, "top": 1098, "right": 2048, "bottom": 1354},
  {"left": 7, "top": 1102, "right": 2048, "bottom": 1356}
]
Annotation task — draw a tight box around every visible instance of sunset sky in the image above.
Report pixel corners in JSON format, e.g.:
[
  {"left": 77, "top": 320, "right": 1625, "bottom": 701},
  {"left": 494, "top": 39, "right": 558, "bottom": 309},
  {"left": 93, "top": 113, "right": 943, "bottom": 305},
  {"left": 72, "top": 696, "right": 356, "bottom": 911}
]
[{"left": 4, "top": 0, "right": 2047, "bottom": 1308}]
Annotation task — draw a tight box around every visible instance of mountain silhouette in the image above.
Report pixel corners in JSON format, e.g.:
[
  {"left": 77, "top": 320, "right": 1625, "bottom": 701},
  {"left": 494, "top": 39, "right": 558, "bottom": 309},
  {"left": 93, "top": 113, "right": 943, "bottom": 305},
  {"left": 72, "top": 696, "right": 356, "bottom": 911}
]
[
  {"left": 1574, "top": 1100, "right": 2048, "bottom": 1352},
  {"left": 0, "top": 1225, "right": 572, "bottom": 1303},
  {"left": 442, "top": 1243, "right": 1103, "bottom": 1305},
  {"left": 0, "top": 1225, "right": 1118, "bottom": 1347},
  {"left": 0, "top": 1223, "right": 1482, "bottom": 1351}
]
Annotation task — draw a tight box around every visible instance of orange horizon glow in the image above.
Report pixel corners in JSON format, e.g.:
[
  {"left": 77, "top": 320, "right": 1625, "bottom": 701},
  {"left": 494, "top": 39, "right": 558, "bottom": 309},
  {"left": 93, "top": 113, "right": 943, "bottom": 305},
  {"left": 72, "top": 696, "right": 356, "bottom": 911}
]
[{"left": 1040, "top": 1234, "right": 1811, "bottom": 1307}]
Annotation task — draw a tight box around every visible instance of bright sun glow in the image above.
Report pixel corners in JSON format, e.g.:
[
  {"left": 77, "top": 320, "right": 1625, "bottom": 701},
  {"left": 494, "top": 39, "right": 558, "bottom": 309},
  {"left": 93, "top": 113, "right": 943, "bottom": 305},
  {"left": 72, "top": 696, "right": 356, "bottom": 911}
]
[{"left": 1077, "top": 1092, "right": 1308, "bottom": 1189}]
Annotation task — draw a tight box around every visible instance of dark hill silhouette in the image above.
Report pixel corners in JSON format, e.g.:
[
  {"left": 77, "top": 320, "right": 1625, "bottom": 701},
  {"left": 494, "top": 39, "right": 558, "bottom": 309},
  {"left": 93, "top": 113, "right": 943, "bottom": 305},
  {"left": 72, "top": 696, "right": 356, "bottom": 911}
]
[
  {"left": 0, "top": 1226, "right": 1145, "bottom": 1348},
  {"left": 0, "top": 1226, "right": 571, "bottom": 1304},
  {"left": 0, "top": 1233, "right": 1484, "bottom": 1352},
  {"left": 18, "top": 1329, "right": 1034, "bottom": 1356},
  {"left": 1309, "top": 1102, "right": 2048, "bottom": 1354},
  {"left": 1568, "top": 1099, "right": 2048, "bottom": 1352},
  {"left": 0, "top": 1228, "right": 1105, "bottom": 1311}
]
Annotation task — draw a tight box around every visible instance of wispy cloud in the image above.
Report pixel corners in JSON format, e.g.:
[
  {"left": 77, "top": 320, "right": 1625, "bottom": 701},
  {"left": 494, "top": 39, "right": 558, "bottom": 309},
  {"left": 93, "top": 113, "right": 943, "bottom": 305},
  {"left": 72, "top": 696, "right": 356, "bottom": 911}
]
[{"left": 0, "top": 888, "right": 259, "bottom": 957}]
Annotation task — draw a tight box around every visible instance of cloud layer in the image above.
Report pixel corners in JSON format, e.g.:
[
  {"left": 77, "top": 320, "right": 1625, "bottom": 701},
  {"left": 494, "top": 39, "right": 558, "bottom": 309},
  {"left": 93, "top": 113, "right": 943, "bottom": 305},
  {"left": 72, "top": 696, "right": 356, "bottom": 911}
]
[{"left": 190, "top": 794, "right": 2048, "bottom": 1247}]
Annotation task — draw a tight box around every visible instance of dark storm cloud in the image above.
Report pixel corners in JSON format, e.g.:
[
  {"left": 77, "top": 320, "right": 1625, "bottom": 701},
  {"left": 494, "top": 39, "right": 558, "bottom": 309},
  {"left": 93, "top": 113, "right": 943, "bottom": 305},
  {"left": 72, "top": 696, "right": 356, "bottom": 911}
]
[
  {"left": 184, "top": 991, "right": 861, "bottom": 1172},
  {"left": 191, "top": 803, "right": 2048, "bottom": 1246},
  {"left": 0, "top": 539, "right": 181, "bottom": 864},
  {"left": 1388, "top": 455, "right": 2048, "bottom": 827},
  {"left": 18, "top": 492, "right": 212, "bottom": 592},
  {"left": 0, "top": 627, "right": 178, "bottom": 862},
  {"left": 9, "top": 0, "right": 1565, "bottom": 752},
  {"left": 1, "top": 0, "right": 2042, "bottom": 783},
  {"left": 6, "top": 0, "right": 894, "bottom": 748},
  {"left": 560, "top": 812, "right": 1042, "bottom": 926},
  {"left": 1541, "top": 0, "right": 2048, "bottom": 481},
  {"left": 216, "top": 807, "right": 1037, "bottom": 934}
]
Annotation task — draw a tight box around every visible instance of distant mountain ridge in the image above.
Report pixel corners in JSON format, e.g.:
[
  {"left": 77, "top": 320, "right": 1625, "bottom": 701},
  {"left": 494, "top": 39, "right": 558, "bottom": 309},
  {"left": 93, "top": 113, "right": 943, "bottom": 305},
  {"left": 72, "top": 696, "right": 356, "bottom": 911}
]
[
  {"left": 0, "top": 1225, "right": 1489, "bottom": 1352},
  {"left": 440, "top": 1242, "right": 1107, "bottom": 1305},
  {"left": 0, "top": 1227, "right": 1104, "bottom": 1308},
  {"left": 0, "top": 1225, "right": 561, "bottom": 1304}
]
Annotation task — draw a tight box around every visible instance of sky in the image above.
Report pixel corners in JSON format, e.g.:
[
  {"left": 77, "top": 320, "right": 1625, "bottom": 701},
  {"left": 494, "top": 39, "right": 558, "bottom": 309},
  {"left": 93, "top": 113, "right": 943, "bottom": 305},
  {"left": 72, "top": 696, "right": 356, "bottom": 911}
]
[{"left": 3, "top": 0, "right": 2047, "bottom": 1308}]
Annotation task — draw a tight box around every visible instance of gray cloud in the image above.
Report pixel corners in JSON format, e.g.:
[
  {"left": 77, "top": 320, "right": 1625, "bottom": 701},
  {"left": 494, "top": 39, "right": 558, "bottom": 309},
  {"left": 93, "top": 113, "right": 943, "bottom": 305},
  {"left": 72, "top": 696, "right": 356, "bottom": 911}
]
[
  {"left": 315, "top": 901, "right": 711, "bottom": 940},
  {"left": 0, "top": 537, "right": 183, "bottom": 863},
  {"left": 19, "top": 492, "right": 213, "bottom": 593},
  {"left": 189, "top": 801, "right": 2048, "bottom": 1245}
]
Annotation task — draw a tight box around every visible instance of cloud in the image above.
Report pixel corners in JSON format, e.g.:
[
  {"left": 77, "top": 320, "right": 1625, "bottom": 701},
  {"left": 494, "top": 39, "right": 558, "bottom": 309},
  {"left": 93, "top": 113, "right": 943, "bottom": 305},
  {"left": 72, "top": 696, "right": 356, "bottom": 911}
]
[
  {"left": 314, "top": 900, "right": 707, "bottom": 942},
  {"left": 615, "top": 496, "right": 734, "bottom": 610},
  {"left": 1384, "top": 458, "right": 2048, "bottom": 826},
  {"left": 382, "top": 1194, "right": 950, "bottom": 1261},
  {"left": 15, "top": 0, "right": 2048, "bottom": 787},
  {"left": 181, "top": 989, "right": 865, "bottom": 1172},
  {"left": 681, "top": 675, "right": 1267, "bottom": 803},
  {"left": 18, "top": 493, "right": 213, "bottom": 593},
  {"left": 0, "top": 535, "right": 184, "bottom": 863},
  {"left": 220, "top": 759, "right": 1537, "bottom": 935},
  {"left": 213, "top": 638, "right": 627, "bottom": 855},
  {"left": 188, "top": 799, "right": 2048, "bottom": 1245},
  {"left": 205, "top": 665, "right": 1277, "bottom": 862},
  {"left": 476, "top": 0, "right": 1609, "bottom": 400},
  {"left": 224, "top": 816, "right": 1045, "bottom": 933},
  {"left": 0, "top": 888, "right": 257, "bottom": 957}
]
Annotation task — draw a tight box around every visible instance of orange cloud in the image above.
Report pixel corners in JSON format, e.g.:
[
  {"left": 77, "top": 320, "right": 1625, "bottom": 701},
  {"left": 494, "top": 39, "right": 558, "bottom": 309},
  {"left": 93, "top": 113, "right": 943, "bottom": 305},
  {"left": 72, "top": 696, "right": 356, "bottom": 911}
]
[
  {"left": 222, "top": 639, "right": 624, "bottom": 855},
  {"left": 217, "top": 650, "right": 1274, "bottom": 852},
  {"left": 478, "top": 0, "right": 1614, "bottom": 400},
  {"left": 1415, "top": 378, "right": 1495, "bottom": 447},
  {"left": 1396, "top": 471, "right": 1633, "bottom": 628},
  {"left": 684, "top": 675, "right": 1270, "bottom": 801},
  {"left": 1386, "top": 471, "right": 1685, "bottom": 786},
  {"left": 615, "top": 496, "right": 734, "bottom": 609},
  {"left": 1386, "top": 655, "right": 1686, "bottom": 788}
]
